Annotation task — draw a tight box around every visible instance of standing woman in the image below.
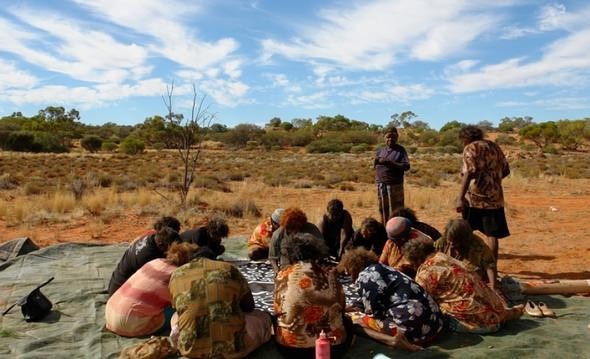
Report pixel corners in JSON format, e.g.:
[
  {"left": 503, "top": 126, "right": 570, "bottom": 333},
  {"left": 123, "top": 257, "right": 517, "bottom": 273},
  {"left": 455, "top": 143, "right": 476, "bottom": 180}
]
[
  {"left": 455, "top": 125, "right": 510, "bottom": 268},
  {"left": 374, "top": 127, "right": 410, "bottom": 224}
]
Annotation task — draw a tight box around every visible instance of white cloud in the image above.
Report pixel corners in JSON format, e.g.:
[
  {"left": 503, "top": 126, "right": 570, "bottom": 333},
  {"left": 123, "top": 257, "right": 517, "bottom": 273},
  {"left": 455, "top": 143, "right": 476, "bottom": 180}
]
[
  {"left": 0, "top": 59, "right": 38, "bottom": 90},
  {"left": 4, "top": 8, "right": 149, "bottom": 84},
  {"left": 73, "top": 0, "right": 240, "bottom": 72},
  {"left": 538, "top": 3, "right": 566, "bottom": 31},
  {"left": 497, "top": 96, "right": 590, "bottom": 110},
  {"left": 261, "top": 0, "right": 501, "bottom": 71},
  {"left": 448, "top": 27, "right": 590, "bottom": 92},
  {"left": 2, "top": 78, "right": 170, "bottom": 108},
  {"left": 350, "top": 84, "right": 435, "bottom": 104},
  {"left": 500, "top": 2, "right": 590, "bottom": 39},
  {"left": 286, "top": 91, "right": 331, "bottom": 109}
]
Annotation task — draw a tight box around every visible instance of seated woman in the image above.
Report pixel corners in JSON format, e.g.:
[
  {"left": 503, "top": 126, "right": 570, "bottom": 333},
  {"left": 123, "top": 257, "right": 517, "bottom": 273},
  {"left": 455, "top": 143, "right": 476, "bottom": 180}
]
[
  {"left": 108, "top": 224, "right": 181, "bottom": 296},
  {"left": 274, "top": 233, "right": 352, "bottom": 359},
  {"left": 248, "top": 208, "right": 284, "bottom": 260},
  {"left": 343, "top": 217, "right": 388, "bottom": 256},
  {"left": 317, "top": 199, "right": 354, "bottom": 259},
  {"left": 403, "top": 237, "right": 524, "bottom": 334},
  {"left": 268, "top": 207, "right": 323, "bottom": 273},
  {"left": 391, "top": 207, "right": 441, "bottom": 240},
  {"left": 105, "top": 242, "right": 197, "bottom": 337},
  {"left": 337, "top": 248, "right": 443, "bottom": 352},
  {"left": 379, "top": 217, "right": 432, "bottom": 277},
  {"left": 435, "top": 219, "right": 497, "bottom": 288},
  {"left": 180, "top": 216, "right": 228, "bottom": 257}
]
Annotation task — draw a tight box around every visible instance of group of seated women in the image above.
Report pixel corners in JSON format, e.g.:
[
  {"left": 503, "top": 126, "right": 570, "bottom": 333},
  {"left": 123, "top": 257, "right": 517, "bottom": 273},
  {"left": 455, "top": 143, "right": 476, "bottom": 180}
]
[{"left": 106, "top": 202, "right": 523, "bottom": 358}]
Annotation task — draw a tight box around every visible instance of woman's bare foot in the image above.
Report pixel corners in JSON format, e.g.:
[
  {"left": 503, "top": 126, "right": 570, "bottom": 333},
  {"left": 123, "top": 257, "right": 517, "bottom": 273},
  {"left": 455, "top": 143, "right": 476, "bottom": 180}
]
[
  {"left": 504, "top": 304, "right": 525, "bottom": 322},
  {"left": 389, "top": 331, "right": 423, "bottom": 352}
]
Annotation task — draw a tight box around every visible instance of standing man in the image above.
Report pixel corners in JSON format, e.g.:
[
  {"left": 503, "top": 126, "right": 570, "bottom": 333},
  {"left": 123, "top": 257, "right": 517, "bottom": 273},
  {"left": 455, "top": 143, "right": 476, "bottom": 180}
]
[
  {"left": 455, "top": 125, "right": 510, "bottom": 269},
  {"left": 374, "top": 127, "right": 410, "bottom": 224}
]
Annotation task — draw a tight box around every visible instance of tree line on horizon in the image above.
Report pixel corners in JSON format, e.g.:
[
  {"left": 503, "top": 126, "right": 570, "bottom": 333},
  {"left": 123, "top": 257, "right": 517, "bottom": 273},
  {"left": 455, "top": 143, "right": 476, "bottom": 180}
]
[{"left": 0, "top": 106, "right": 588, "bottom": 155}]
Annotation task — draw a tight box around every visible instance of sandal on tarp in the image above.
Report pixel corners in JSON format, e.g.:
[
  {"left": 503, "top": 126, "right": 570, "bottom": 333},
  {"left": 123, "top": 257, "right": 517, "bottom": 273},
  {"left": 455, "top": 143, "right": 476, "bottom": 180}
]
[
  {"left": 537, "top": 302, "right": 556, "bottom": 317},
  {"left": 525, "top": 300, "right": 544, "bottom": 317}
]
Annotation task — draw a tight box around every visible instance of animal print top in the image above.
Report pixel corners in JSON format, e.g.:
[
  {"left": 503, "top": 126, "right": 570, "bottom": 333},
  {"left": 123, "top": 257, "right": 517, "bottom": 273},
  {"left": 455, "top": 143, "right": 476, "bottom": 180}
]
[{"left": 462, "top": 139, "right": 510, "bottom": 209}]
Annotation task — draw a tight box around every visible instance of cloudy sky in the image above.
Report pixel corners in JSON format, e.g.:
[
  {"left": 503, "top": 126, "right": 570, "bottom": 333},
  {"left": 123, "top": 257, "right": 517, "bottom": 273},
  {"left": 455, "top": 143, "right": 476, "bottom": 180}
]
[{"left": 0, "top": 0, "right": 589, "bottom": 129}]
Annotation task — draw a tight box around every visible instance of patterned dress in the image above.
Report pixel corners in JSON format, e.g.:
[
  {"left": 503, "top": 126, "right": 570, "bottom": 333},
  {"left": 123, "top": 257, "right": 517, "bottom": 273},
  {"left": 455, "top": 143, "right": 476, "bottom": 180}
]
[
  {"left": 379, "top": 229, "right": 431, "bottom": 269},
  {"left": 169, "top": 258, "right": 251, "bottom": 358},
  {"left": 434, "top": 231, "right": 496, "bottom": 281},
  {"left": 274, "top": 261, "right": 347, "bottom": 348},
  {"left": 248, "top": 219, "right": 273, "bottom": 252},
  {"left": 415, "top": 252, "right": 508, "bottom": 333},
  {"left": 105, "top": 258, "right": 175, "bottom": 337},
  {"left": 352, "top": 263, "right": 443, "bottom": 343},
  {"left": 462, "top": 139, "right": 510, "bottom": 209}
]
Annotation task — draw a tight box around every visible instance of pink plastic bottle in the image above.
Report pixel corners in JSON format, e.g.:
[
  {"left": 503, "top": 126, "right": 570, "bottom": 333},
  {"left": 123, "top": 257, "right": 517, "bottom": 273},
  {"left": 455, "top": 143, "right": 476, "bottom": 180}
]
[{"left": 315, "top": 330, "right": 331, "bottom": 359}]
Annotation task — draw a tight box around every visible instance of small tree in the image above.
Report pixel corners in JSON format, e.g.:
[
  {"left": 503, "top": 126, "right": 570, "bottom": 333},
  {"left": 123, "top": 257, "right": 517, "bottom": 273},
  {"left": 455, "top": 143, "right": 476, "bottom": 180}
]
[
  {"left": 519, "top": 122, "right": 558, "bottom": 153},
  {"left": 81, "top": 135, "right": 103, "bottom": 153},
  {"left": 163, "top": 83, "right": 215, "bottom": 207}
]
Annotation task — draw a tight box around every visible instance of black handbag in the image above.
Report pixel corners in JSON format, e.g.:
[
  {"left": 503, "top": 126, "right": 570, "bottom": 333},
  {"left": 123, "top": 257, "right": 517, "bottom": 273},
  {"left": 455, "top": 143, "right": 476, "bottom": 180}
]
[{"left": 2, "top": 277, "right": 54, "bottom": 322}]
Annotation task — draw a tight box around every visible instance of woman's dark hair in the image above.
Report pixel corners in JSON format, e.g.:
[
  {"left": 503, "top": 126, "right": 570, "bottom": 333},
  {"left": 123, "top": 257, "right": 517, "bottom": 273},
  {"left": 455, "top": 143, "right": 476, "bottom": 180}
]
[
  {"left": 459, "top": 125, "right": 484, "bottom": 142},
  {"left": 327, "top": 199, "right": 344, "bottom": 213},
  {"left": 281, "top": 233, "right": 328, "bottom": 263},
  {"left": 444, "top": 219, "right": 472, "bottom": 247},
  {"left": 337, "top": 248, "right": 378, "bottom": 281},
  {"left": 385, "top": 127, "right": 398, "bottom": 136},
  {"left": 402, "top": 236, "right": 435, "bottom": 268},
  {"left": 154, "top": 226, "right": 181, "bottom": 252},
  {"left": 207, "top": 216, "right": 229, "bottom": 240},
  {"left": 391, "top": 207, "right": 417, "bottom": 224},
  {"left": 153, "top": 216, "right": 181, "bottom": 232},
  {"left": 360, "top": 217, "right": 381, "bottom": 232},
  {"left": 280, "top": 207, "right": 308, "bottom": 232}
]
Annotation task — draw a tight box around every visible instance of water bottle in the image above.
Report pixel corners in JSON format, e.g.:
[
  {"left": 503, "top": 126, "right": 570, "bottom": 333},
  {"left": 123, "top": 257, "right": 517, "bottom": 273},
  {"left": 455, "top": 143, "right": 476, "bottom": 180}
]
[{"left": 315, "top": 330, "right": 331, "bottom": 359}]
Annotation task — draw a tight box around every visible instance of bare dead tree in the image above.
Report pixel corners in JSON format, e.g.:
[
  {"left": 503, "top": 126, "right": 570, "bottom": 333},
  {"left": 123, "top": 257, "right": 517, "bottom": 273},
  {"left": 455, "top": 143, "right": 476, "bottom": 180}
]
[{"left": 162, "top": 82, "right": 215, "bottom": 207}]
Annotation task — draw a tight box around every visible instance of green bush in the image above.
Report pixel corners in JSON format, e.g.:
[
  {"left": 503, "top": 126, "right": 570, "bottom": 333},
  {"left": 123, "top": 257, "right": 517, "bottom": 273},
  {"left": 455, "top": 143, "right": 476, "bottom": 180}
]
[
  {"left": 350, "top": 143, "right": 370, "bottom": 153},
  {"left": 119, "top": 138, "right": 145, "bottom": 155},
  {"left": 495, "top": 134, "right": 517, "bottom": 145},
  {"left": 5, "top": 131, "right": 36, "bottom": 152},
  {"left": 101, "top": 141, "right": 117, "bottom": 152},
  {"left": 306, "top": 139, "right": 352, "bottom": 153},
  {"left": 81, "top": 135, "right": 103, "bottom": 153},
  {"left": 33, "top": 132, "right": 68, "bottom": 153}
]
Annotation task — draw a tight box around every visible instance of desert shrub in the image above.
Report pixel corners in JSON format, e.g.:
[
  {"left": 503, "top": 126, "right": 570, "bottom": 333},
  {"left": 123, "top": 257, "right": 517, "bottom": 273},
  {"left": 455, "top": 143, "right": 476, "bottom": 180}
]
[
  {"left": 23, "top": 181, "right": 44, "bottom": 195},
  {"left": 101, "top": 141, "right": 117, "bottom": 152},
  {"left": 70, "top": 178, "right": 87, "bottom": 201},
  {"left": 339, "top": 183, "right": 356, "bottom": 191},
  {"left": 306, "top": 139, "right": 352, "bottom": 153},
  {"left": 246, "top": 140, "right": 259, "bottom": 150},
  {"left": 288, "top": 129, "right": 315, "bottom": 147},
  {"left": 119, "top": 138, "right": 145, "bottom": 155},
  {"left": 81, "top": 135, "right": 103, "bottom": 153},
  {"left": 193, "top": 176, "right": 231, "bottom": 192},
  {"left": 495, "top": 134, "right": 517, "bottom": 145},
  {"left": 337, "top": 130, "right": 378, "bottom": 145},
  {"left": 350, "top": 143, "right": 370, "bottom": 153},
  {"left": 0, "top": 173, "right": 19, "bottom": 189},
  {"left": 33, "top": 132, "right": 68, "bottom": 153},
  {"left": 520, "top": 143, "right": 537, "bottom": 152},
  {"left": 5, "top": 131, "right": 36, "bottom": 152},
  {"left": 220, "top": 200, "right": 261, "bottom": 218},
  {"left": 97, "top": 174, "right": 113, "bottom": 188},
  {"left": 152, "top": 142, "right": 166, "bottom": 151},
  {"left": 406, "top": 145, "right": 418, "bottom": 154},
  {"left": 260, "top": 131, "right": 289, "bottom": 149},
  {"left": 544, "top": 144, "right": 560, "bottom": 155}
]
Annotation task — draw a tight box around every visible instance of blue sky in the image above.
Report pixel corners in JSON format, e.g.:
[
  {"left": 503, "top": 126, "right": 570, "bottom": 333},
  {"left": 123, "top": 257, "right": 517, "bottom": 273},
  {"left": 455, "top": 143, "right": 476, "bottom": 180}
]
[{"left": 0, "top": 0, "right": 589, "bottom": 129}]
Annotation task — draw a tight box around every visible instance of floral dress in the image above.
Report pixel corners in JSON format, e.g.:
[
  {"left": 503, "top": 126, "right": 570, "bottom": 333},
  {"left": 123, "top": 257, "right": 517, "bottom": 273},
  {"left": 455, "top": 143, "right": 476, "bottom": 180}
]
[
  {"left": 415, "top": 252, "right": 508, "bottom": 333},
  {"left": 352, "top": 263, "right": 443, "bottom": 343},
  {"left": 274, "top": 261, "right": 347, "bottom": 348}
]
